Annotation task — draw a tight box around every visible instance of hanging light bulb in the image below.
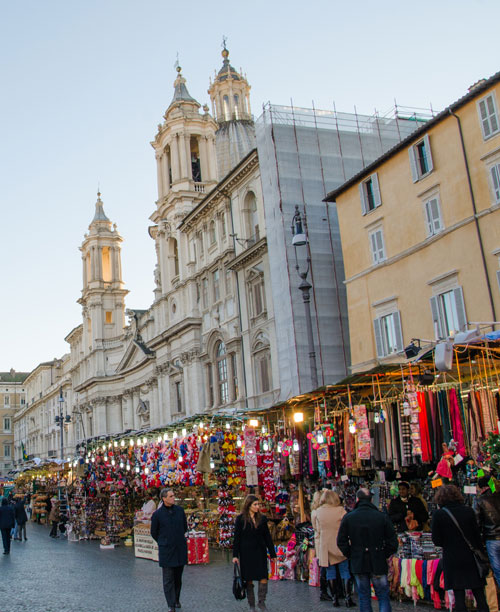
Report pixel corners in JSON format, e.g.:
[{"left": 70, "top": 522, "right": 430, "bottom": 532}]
[
  {"left": 157, "top": 436, "right": 162, "bottom": 443},
  {"left": 102, "top": 444, "right": 106, "bottom": 451},
  {"left": 85, "top": 458, "right": 89, "bottom": 464},
  {"left": 144, "top": 467, "right": 149, "bottom": 474},
  {"left": 136, "top": 438, "right": 141, "bottom": 446},
  {"left": 349, "top": 417, "right": 357, "bottom": 434},
  {"left": 142, "top": 437, "right": 147, "bottom": 444},
  {"left": 178, "top": 455, "right": 184, "bottom": 463},
  {"left": 236, "top": 438, "right": 242, "bottom": 448},
  {"left": 317, "top": 431, "right": 325, "bottom": 444},
  {"left": 199, "top": 422, "right": 204, "bottom": 429},
  {"left": 129, "top": 439, "right": 134, "bottom": 446},
  {"left": 374, "top": 411, "right": 380, "bottom": 424},
  {"left": 249, "top": 419, "right": 259, "bottom": 428},
  {"left": 293, "top": 412, "right": 304, "bottom": 423},
  {"left": 210, "top": 461, "right": 215, "bottom": 469},
  {"left": 91, "top": 457, "right": 95, "bottom": 463},
  {"left": 173, "top": 431, "right": 178, "bottom": 439},
  {"left": 126, "top": 464, "right": 130, "bottom": 471},
  {"left": 163, "top": 432, "right": 169, "bottom": 441},
  {"left": 111, "top": 459, "right": 116, "bottom": 466},
  {"left": 113, "top": 441, "right": 118, "bottom": 448},
  {"left": 73, "top": 460, "right": 78, "bottom": 467},
  {"left": 120, "top": 461, "right": 124, "bottom": 469},
  {"left": 135, "top": 466, "right": 140, "bottom": 473},
  {"left": 263, "top": 441, "right": 269, "bottom": 452},
  {"left": 182, "top": 428, "right": 187, "bottom": 437},
  {"left": 293, "top": 439, "right": 299, "bottom": 452},
  {"left": 225, "top": 422, "right": 231, "bottom": 430},
  {"left": 108, "top": 442, "right": 112, "bottom": 449},
  {"left": 120, "top": 440, "right": 125, "bottom": 447},
  {"left": 261, "top": 425, "right": 267, "bottom": 434}
]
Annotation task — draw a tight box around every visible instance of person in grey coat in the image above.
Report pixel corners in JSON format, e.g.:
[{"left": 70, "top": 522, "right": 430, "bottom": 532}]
[{"left": 151, "top": 489, "right": 188, "bottom": 612}]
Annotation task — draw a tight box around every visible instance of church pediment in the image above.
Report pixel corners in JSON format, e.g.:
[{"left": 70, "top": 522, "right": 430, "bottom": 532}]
[{"left": 116, "top": 339, "right": 151, "bottom": 373}]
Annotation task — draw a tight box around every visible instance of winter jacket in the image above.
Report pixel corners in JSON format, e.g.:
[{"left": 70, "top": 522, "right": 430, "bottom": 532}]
[
  {"left": 431, "top": 501, "right": 486, "bottom": 589},
  {"left": 0, "top": 500, "right": 15, "bottom": 530},
  {"left": 14, "top": 500, "right": 28, "bottom": 524},
  {"left": 388, "top": 495, "right": 429, "bottom": 532},
  {"left": 232, "top": 514, "right": 276, "bottom": 581},
  {"left": 474, "top": 488, "right": 500, "bottom": 541},
  {"left": 313, "top": 504, "right": 347, "bottom": 567},
  {"left": 151, "top": 504, "right": 188, "bottom": 568},
  {"left": 337, "top": 499, "right": 398, "bottom": 575}
]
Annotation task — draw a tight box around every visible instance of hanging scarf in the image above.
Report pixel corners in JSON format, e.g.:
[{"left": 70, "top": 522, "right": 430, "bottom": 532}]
[{"left": 448, "top": 388, "right": 466, "bottom": 456}]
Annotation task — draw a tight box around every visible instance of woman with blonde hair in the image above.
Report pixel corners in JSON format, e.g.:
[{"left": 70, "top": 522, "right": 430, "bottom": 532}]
[
  {"left": 311, "top": 490, "right": 332, "bottom": 602},
  {"left": 313, "top": 490, "right": 354, "bottom": 607}
]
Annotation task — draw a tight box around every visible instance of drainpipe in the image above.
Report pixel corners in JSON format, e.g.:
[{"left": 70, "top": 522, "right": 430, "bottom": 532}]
[
  {"left": 228, "top": 197, "right": 249, "bottom": 411},
  {"left": 449, "top": 109, "right": 497, "bottom": 328}
]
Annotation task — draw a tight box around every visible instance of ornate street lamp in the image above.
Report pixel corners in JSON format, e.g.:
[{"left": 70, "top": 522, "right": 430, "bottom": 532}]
[{"left": 54, "top": 387, "right": 71, "bottom": 461}]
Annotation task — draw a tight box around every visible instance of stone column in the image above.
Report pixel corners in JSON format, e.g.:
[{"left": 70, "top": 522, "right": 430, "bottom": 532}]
[
  {"left": 199, "top": 136, "right": 208, "bottom": 184},
  {"left": 149, "top": 380, "right": 160, "bottom": 428},
  {"left": 156, "top": 153, "right": 163, "bottom": 199},
  {"left": 171, "top": 134, "right": 180, "bottom": 182},
  {"left": 122, "top": 391, "right": 133, "bottom": 431}
]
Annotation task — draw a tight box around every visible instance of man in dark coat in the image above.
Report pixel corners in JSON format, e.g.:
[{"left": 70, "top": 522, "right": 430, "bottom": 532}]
[
  {"left": 474, "top": 474, "right": 500, "bottom": 587},
  {"left": 0, "top": 498, "right": 16, "bottom": 554},
  {"left": 14, "top": 497, "right": 28, "bottom": 541},
  {"left": 337, "top": 488, "right": 398, "bottom": 612},
  {"left": 388, "top": 481, "right": 428, "bottom": 532},
  {"left": 151, "top": 488, "right": 188, "bottom": 612}
]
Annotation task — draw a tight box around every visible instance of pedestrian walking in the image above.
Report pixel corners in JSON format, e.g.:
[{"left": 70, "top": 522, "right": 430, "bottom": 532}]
[
  {"left": 474, "top": 475, "right": 500, "bottom": 586},
  {"left": 14, "top": 497, "right": 28, "bottom": 541},
  {"left": 431, "top": 484, "right": 489, "bottom": 612},
  {"left": 311, "top": 490, "right": 332, "bottom": 602},
  {"left": 150, "top": 488, "right": 188, "bottom": 612},
  {"left": 48, "top": 495, "right": 60, "bottom": 538},
  {"left": 388, "top": 481, "right": 428, "bottom": 532},
  {"left": 337, "top": 487, "right": 398, "bottom": 612},
  {"left": 232, "top": 494, "right": 276, "bottom": 611},
  {"left": 0, "top": 497, "right": 15, "bottom": 554},
  {"left": 313, "top": 490, "right": 354, "bottom": 607}
]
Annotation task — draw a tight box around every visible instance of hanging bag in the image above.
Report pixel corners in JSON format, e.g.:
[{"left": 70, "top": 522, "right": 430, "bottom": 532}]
[
  {"left": 232, "top": 561, "right": 247, "bottom": 600},
  {"left": 442, "top": 507, "right": 490, "bottom": 579}
]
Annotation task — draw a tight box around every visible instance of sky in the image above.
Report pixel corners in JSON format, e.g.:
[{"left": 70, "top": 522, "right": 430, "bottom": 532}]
[{"left": 1, "top": 0, "right": 499, "bottom": 373}]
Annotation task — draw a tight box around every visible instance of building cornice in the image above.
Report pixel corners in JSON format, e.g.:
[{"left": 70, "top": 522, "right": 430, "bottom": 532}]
[{"left": 227, "top": 238, "right": 268, "bottom": 271}]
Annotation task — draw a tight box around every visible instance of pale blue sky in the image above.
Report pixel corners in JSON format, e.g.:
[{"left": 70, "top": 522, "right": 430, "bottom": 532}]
[{"left": 1, "top": 0, "right": 499, "bottom": 372}]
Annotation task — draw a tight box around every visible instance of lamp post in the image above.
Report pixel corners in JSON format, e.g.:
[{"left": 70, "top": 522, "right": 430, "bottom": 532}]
[
  {"left": 291, "top": 206, "right": 318, "bottom": 390},
  {"left": 55, "top": 387, "right": 71, "bottom": 462}
]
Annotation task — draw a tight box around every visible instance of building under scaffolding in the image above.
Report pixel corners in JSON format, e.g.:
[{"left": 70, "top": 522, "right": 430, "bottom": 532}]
[{"left": 255, "top": 102, "right": 435, "bottom": 399}]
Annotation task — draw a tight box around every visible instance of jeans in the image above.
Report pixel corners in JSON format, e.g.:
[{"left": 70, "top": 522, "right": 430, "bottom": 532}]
[
  {"left": 326, "top": 560, "right": 351, "bottom": 580},
  {"left": 15, "top": 522, "right": 27, "bottom": 540},
  {"left": 1, "top": 528, "right": 11, "bottom": 553},
  {"left": 354, "top": 573, "right": 391, "bottom": 612},
  {"left": 486, "top": 539, "right": 500, "bottom": 588},
  {"left": 162, "top": 565, "right": 184, "bottom": 608}
]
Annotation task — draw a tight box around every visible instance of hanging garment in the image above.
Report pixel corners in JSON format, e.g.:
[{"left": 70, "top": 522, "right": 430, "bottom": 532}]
[
  {"left": 448, "top": 388, "right": 466, "bottom": 456},
  {"left": 383, "top": 411, "right": 393, "bottom": 463},
  {"left": 481, "top": 389, "right": 496, "bottom": 433},
  {"left": 400, "top": 405, "right": 412, "bottom": 465},
  {"left": 417, "top": 392, "right": 432, "bottom": 462},
  {"left": 437, "top": 390, "right": 452, "bottom": 445},
  {"left": 390, "top": 403, "right": 402, "bottom": 469}
]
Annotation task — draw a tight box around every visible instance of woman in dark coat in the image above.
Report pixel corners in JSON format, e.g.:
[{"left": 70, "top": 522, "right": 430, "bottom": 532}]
[
  {"left": 431, "top": 484, "right": 489, "bottom": 612},
  {"left": 0, "top": 498, "right": 15, "bottom": 554},
  {"left": 233, "top": 494, "right": 276, "bottom": 611},
  {"left": 14, "top": 498, "right": 28, "bottom": 541}
]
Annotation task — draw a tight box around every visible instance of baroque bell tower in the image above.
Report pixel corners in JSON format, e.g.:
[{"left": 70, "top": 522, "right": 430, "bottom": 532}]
[{"left": 79, "top": 193, "right": 128, "bottom": 373}]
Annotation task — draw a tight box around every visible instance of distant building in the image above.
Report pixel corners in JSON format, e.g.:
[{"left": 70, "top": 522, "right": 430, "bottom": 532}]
[
  {"left": 325, "top": 71, "right": 500, "bottom": 373},
  {"left": 0, "top": 370, "right": 27, "bottom": 476}
]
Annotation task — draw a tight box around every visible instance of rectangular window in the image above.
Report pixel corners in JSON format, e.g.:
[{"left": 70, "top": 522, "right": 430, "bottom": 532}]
[
  {"left": 409, "top": 134, "right": 433, "bottom": 181},
  {"left": 231, "top": 353, "right": 238, "bottom": 400},
  {"left": 3, "top": 445, "right": 11, "bottom": 458},
  {"left": 3, "top": 417, "right": 11, "bottom": 432},
  {"left": 4, "top": 396, "right": 9, "bottom": 406},
  {"left": 105, "top": 311, "right": 113, "bottom": 324},
  {"left": 369, "top": 228, "right": 386, "bottom": 264},
  {"left": 490, "top": 163, "right": 500, "bottom": 203},
  {"left": 424, "top": 197, "right": 443, "bottom": 236},
  {"left": 202, "top": 278, "right": 208, "bottom": 309},
  {"left": 175, "top": 382, "right": 182, "bottom": 413},
  {"left": 430, "top": 287, "right": 467, "bottom": 338},
  {"left": 20, "top": 398, "right": 25, "bottom": 405},
  {"left": 478, "top": 93, "right": 500, "bottom": 139},
  {"left": 373, "top": 311, "right": 403, "bottom": 358},
  {"left": 359, "top": 172, "right": 381, "bottom": 214},
  {"left": 213, "top": 269, "right": 220, "bottom": 302},
  {"left": 225, "top": 269, "right": 232, "bottom": 295}
]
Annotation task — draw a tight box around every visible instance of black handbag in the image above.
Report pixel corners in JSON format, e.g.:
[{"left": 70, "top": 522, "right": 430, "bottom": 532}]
[
  {"left": 442, "top": 507, "right": 490, "bottom": 578},
  {"left": 232, "top": 562, "right": 247, "bottom": 600}
]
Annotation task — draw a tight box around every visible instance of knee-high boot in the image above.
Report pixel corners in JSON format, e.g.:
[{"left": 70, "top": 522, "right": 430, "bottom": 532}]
[
  {"left": 257, "top": 582, "right": 268, "bottom": 610},
  {"left": 344, "top": 578, "right": 355, "bottom": 607},
  {"left": 328, "top": 580, "right": 340, "bottom": 607},
  {"left": 247, "top": 583, "right": 256, "bottom": 611},
  {"left": 320, "top": 574, "right": 333, "bottom": 601}
]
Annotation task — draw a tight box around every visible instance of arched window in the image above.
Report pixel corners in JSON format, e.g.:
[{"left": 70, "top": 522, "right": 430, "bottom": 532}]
[
  {"left": 209, "top": 220, "right": 216, "bottom": 245},
  {"left": 216, "top": 341, "right": 229, "bottom": 405},
  {"left": 101, "top": 246, "right": 112, "bottom": 282},
  {"left": 234, "top": 94, "right": 239, "bottom": 120},
  {"left": 244, "top": 192, "right": 259, "bottom": 242},
  {"left": 169, "top": 238, "right": 179, "bottom": 278},
  {"left": 253, "top": 334, "right": 272, "bottom": 394},
  {"left": 223, "top": 95, "right": 230, "bottom": 121}
]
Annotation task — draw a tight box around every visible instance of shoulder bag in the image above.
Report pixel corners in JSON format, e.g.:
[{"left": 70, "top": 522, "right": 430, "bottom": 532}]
[
  {"left": 442, "top": 507, "right": 490, "bottom": 578},
  {"left": 232, "top": 562, "right": 247, "bottom": 600}
]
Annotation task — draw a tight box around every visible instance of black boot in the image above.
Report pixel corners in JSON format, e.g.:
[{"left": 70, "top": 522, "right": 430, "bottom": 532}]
[
  {"left": 257, "top": 582, "right": 268, "bottom": 610},
  {"left": 328, "top": 580, "right": 339, "bottom": 607},
  {"left": 344, "top": 579, "right": 355, "bottom": 607},
  {"left": 320, "top": 574, "right": 333, "bottom": 601},
  {"left": 247, "top": 582, "right": 256, "bottom": 611}
]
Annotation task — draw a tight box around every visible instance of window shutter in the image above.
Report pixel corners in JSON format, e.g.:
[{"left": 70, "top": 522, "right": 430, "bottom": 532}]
[
  {"left": 376, "top": 230, "right": 385, "bottom": 261},
  {"left": 487, "top": 95, "right": 499, "bottom": 133},
  {"left": 479, "top": 100, "right": 491, "bottom": 137},
  {"left": 370, "top": 232, "right": 378, "bottom": 263},
  {"left": 497, "top": 270, "right": 500, "bottom": 291},
  {"left": 392, "top": 310, "right": 404, "bottom": 352},
  {"left": 491, "top": 164, "right": 500, "bottom": 202},
  {"left": 453, "top": 286, "right": 467, "bottom": 331},
  {"left": 359, "top": 182, "right": 368, "bottom": 215},
  {"left": 373, "top": 318, "right": 384, "bottom": 357},
  {"left": 423, "top": 134, "right": 433, "bottom": 173},
  {"left": 430, "top": 296, "right": 443, "bottom": 339},
  {"left": 409, "top": 146, "right": 418, "bottom": 182},
  {"left": 372, "top": 173, "right": 382, "bottom": 208}
]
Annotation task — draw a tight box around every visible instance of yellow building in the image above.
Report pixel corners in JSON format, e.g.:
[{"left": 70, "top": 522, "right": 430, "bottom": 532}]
[
  {"left": 326, "top": 71, "right": 500, "bottom": 373},
  {"left": 0, "top": 371, "right": 27, "bottom": 476}
]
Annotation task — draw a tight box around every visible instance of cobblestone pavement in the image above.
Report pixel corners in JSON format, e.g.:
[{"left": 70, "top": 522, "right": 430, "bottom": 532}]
[{"left": 0, "top": 523, "right": 418, "bottom": 612}]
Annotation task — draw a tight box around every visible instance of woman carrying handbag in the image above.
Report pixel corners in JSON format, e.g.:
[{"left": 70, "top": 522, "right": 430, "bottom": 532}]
[
  {"left": 233, "top": 495, "right": 276, "bottom": 611},
  {"left": 431, "top": 484, "right": 489, "bottom": 612}
]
